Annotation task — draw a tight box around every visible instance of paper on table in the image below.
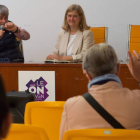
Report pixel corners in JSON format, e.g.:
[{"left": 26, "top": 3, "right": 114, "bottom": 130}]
[{"left": 44, "top": 59, "right": 79, "bottom": 63}]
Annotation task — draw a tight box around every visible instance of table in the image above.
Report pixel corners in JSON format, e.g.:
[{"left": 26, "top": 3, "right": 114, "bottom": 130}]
[{"left": 0, "top": 62, "right": 139, "bottom": 101}]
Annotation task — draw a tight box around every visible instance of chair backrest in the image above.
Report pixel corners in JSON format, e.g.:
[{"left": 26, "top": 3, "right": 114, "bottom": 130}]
[
  {"left": 127, "top": 25, "right": 140, "bottom": 62},
  {"left": 2, "top": 124, "right": 49, "bottom": 140},
  {"left": 89, "top": 27, "right": 108, "bottom": 44},
  {"left": 63, "top": 129, "right": 140, "bottom": 140},
  {"left": 16, "top": 37, "right": 24, "bottom": 56},
  {"left": 25, "top": 101, "right": 65, "bottom": 140}
]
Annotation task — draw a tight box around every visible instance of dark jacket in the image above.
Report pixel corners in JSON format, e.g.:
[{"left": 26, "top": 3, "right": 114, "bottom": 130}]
[{"left": 0, "top": 23, "right": 24, "bottom": 61}]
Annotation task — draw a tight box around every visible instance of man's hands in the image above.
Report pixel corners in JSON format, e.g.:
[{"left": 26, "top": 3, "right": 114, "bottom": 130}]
[
  {"left": 127, "top": 50, "right": 140, "bottom": 82},
  {"left": 0, "top": 30, "right": 5, "bottom": 39},
  {"left": 4, "top": 22, "right": 17, "bottom": 32},
  {"left": 0, "top": 22, "right": 18, "bottom": 39}
]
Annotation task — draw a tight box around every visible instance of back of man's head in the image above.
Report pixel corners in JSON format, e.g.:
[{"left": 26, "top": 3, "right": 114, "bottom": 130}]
[
  {"left": 83, "top": 43, "right": 118, "bottom": 78},
  {"left": 0, "top": 75, "right": 11, "bottom": 139}
]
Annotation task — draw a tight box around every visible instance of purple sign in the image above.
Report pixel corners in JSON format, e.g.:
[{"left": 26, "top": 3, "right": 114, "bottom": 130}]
[{"left": 26, "top": 77, "right": 49, "bottom": 101}]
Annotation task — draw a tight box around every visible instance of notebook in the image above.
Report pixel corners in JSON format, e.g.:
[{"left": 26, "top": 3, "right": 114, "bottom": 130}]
[{"left": 44, "top": 59, "right": 80, "bottom": 63}]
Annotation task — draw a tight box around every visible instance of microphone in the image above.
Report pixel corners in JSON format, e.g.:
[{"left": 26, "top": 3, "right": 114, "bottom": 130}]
[{"left": 0, "top": 25, "right": 4, "bottom": 30}]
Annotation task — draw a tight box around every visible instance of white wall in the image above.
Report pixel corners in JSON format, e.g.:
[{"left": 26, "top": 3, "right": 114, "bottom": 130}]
[{"left": 1, "top": 0, "right": 140, "bottom": 62}]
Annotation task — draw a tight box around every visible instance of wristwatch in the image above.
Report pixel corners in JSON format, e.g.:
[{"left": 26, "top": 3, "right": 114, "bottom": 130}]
[{"left": 14, "top": 27, "right": 18, "bottom": 33}]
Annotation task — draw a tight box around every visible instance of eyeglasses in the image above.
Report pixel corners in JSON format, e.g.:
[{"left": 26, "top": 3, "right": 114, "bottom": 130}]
[{"left": 0, "top": 58, "right": 10, "bottom": 63}]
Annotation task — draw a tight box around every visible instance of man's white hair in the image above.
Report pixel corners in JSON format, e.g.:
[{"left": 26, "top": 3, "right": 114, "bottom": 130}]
[
  {"left": 0, "top": 5, "right": 9, "bottom": 17},
  {"left": 83, "top": 43, "right": 118, "bottom": 78}
]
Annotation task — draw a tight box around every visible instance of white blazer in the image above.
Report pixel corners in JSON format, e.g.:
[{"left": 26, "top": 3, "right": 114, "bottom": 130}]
[{"left": 53, "top": 29, "right": 94, "bottom": 60}]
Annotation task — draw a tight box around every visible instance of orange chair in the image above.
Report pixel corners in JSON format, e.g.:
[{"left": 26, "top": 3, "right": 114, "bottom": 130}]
[
  {"left": 16, "top": 37, "right": 23, "bottom": 55},
  {"left": 128, "top": 25, "right": 140, "bottom": 53},
  {"left": 127, "top": 25, "right": 140, "bottom": 62},
  {"left": 25, "top": 101, "right": 65, "bottom": 140},
  {"left": 2, "top": 124, "right": 49, "bottom": 140},
  {"left": 89, "top": 27, "right": 108, "bottom": 44},
  {"left": 63, "top": 129, "right": 140, "bottom": 140}
]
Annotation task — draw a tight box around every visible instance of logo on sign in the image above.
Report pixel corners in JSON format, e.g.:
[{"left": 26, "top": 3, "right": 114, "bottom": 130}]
[{"left": 26, "top": 77, "right": 49, "bottom": 101}]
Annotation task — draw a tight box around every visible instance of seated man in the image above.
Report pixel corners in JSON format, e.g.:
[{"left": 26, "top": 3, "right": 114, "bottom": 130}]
[
  {"left": 59, "top": 43, "right": 140, "bottom": 140},
  {"left": 0, "top": 5, "right": 30, "bottom": 62},
  {"left": 0, "top": 74, "right": 12, "bottom": 139}
]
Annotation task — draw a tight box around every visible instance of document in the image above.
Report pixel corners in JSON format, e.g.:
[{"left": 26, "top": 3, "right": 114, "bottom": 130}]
[{"left": 44, "top": 59, "right": 79, "bottom": 63}]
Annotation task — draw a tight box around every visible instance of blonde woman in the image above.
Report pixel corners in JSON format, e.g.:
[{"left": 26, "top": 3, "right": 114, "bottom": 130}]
[{"left": 47, "top": 4, "right": 94, "bottom": 61}]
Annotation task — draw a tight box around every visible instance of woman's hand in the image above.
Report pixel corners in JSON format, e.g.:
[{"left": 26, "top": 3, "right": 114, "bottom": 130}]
[
  {"left": 46, "top": 55, "right": 54, "bottom": 60},
  {"left": 46, "top": 54, "right": 64, "bottom": 60},
  {"left": 51, "top": 54, "right": 64, "bottom": 60},
  {"left": 46, "top": 54, "right": 73, "bottom": 61}
]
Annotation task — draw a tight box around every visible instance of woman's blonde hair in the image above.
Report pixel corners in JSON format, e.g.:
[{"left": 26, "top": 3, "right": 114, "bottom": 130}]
[{"left": 62, "top": 4, "right": 90, "bottom": 31}]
